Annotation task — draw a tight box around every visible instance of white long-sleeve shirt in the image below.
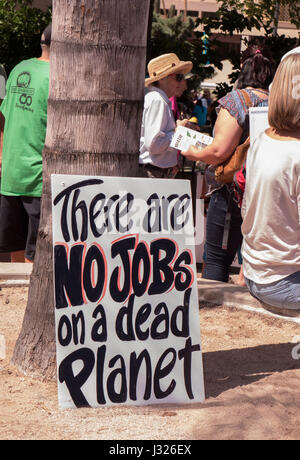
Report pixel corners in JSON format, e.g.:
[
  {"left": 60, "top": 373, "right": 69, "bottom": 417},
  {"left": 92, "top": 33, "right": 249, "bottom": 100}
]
[
  {"left": 139, "top": 86, "right": 178, "bottom": 168},
  {"left": 241, "top": 132, "right": 300, "bottom": 284}
]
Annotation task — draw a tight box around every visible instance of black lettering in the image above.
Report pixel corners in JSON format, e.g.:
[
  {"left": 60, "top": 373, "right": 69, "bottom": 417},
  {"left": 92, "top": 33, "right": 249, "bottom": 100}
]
[
  {"left": 173, "top": 251, "right": 193, "bottom": 291},
  {"left": 178, "top": 337, "right": 201, "bottom": 399},
  {"left": 59, "top": 348, "right": 95, "bottom": 408},
  {"left": 143, "top": 193, "right": 161, "bottom": 233},
  {"left": 89, "top": 193, "right": 106, "bottom": 237},
  {"left": 129, "top": 350, "right": 152, "bottom": 401},
  {"left": 115, "top": 193, "right": 134, "bottom": 232},
  {"left": 148, "top": 239, "right": 175, "bottom": 295},
  {"left": 132, "top": 241, "right": 150, "bottom": 297},
  {"left": 91, "top": 305, "right": 107, "bottom": 342},
  {"left": 109, "top": 236, "right": 136, "bottom": 302},
  {"left": 171, "top": 288, "right": 191, "bottom": 337},
  {"left": 58, "top": 311, "right": 85, "bottom": 347},
  {"left": 171, "top": 194, "right": 190, "bottom": 230},
  {"left": 162, "top": 194, "right": 178, "bottom": 231},
  {"left": 53, "top": 179, "right": 103, "bottom": 243},
  {"left": 115, "top": 294, "right": 135, "bottom": 341},
  {"left": 83, "top": 245, "right": 106, "bottom": 303},
  {"left": 96, "top": 345, "right": 106, "bottom": 404},
  {"left": 72, "top": 311, "right": 85, "bottom": 345},
  {"left": 154, "top": 348, "right": 176, "bottom": 399},
  {"left": 135, "top": 303, "right": 151, "bottom": 341},
  {"left": 58, "top": 314, "right": 72, "bottom": 346},
  {"left": 107, "top": 355, "right": 127, "bottom": 403},
  {"left": 150, "top": 303, "right": 169, "bottom": 340},
  {"left": 142, "top": 193, "right": 189, "bottom": 233},
  {"left": 54, "top": 244, "right": 84, "bottom": 308},
  {"left": 71, "top": 188, "right": 88, "bottom": 241},
  {"left": 104, "top": 195, "right": 120, "bottom": 232}
]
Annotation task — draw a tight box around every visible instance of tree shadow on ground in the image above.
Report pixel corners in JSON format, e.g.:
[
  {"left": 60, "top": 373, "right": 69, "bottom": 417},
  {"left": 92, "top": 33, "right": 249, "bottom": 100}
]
[{"left": 203, "top": 342, "right": 300, "bottom": 399}]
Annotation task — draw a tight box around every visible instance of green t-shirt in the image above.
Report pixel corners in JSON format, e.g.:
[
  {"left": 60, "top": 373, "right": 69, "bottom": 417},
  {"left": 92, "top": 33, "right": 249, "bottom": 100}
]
[{"left": 0, "top": 58, "right": 49, "bottom": 196}]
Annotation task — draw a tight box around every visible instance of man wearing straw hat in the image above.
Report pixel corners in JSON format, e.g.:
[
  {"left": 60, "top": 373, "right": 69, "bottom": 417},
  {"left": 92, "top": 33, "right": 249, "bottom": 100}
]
[{"left": 139, "top": 53, "right": 193, "bottom": 178}]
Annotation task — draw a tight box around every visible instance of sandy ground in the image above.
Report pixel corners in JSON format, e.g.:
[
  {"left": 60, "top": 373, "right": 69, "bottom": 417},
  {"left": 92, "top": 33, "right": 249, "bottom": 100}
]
[{"left": 0, "top": 285, "right": 299, "bottom": 441}]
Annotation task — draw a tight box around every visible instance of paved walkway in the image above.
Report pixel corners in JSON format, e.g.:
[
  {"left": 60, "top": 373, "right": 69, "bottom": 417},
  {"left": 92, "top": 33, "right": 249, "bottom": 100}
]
[{"left": 0, "top": 262, "right": 32, "bottom": 286}]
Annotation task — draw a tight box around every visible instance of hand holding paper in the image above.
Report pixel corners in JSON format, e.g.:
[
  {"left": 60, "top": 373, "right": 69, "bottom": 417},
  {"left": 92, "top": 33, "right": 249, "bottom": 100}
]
[
  {"left": 171, "top": 126, "right": 213, "bottom": 154},
  {"left": 176, "top": 118, "right": 190, "bottom": 127}
]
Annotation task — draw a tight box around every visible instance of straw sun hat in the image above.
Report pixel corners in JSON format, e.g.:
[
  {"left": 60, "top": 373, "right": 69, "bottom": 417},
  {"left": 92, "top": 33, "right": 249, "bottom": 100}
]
[{"left": 145, "top": 53, "right": 193, "bottom": 87}]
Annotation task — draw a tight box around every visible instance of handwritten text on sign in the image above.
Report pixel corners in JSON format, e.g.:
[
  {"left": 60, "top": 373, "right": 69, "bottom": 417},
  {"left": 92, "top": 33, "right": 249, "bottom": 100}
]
[{"left": 51, "top": 175, "right": 205, "bottom": 408}]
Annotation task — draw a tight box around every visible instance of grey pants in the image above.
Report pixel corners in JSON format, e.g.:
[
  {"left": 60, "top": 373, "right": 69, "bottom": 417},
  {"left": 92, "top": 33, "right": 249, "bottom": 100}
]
[{"left": 245, "top": 271, "right": 300, "bottom": 310}]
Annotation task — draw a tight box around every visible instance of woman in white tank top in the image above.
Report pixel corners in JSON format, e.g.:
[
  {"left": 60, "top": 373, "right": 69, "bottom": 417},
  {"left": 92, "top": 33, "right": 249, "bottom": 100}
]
[{"left": 241, "top": 54, "right": 300, "bottom": 311}]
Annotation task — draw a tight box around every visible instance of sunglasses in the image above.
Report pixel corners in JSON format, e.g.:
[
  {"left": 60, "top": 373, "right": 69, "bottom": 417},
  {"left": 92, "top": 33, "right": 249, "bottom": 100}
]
[{"left": 174, "top": 74, "right": 185, "bottom": 82}]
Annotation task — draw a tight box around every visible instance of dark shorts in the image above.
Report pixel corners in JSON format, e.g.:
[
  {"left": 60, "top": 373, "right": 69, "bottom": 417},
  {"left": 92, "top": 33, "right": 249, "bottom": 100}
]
[
  {"left": 139, "top": 164, "right": 178, "bottom": 178},
  {"left": 0, "top": 195, "right": 41, "bottom": 261}
]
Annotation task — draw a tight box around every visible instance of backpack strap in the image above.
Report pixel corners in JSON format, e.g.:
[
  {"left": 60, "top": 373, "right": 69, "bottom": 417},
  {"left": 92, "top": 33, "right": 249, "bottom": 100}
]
[
  {"left": 240, "top": 89, "right": 253, "bottom": 110},
  {"left": 221, "top": 90, "right": 253, "bottom": 250}
]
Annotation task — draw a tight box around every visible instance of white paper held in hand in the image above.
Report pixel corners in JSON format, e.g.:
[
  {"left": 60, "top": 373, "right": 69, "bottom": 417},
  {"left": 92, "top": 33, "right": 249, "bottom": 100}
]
[{"left": 170, "top": 126, "right": 213, "bottom": 152}]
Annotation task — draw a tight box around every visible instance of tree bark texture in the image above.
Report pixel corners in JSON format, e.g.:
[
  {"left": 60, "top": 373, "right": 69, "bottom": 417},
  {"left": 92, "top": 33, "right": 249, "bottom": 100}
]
[{"left": 12, "top": 0, "right": 151, "bottom": 380}]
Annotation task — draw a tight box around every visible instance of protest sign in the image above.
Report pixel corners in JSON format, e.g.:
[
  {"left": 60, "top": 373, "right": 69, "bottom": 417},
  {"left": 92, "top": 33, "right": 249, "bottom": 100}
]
[{"left": 51, "top": 175, "right": 205, "bottom": 408}]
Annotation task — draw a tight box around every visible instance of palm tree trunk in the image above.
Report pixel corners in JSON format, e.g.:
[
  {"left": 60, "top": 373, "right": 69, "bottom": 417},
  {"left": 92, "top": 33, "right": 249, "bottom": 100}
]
[{"left": 12, "top": 0, "right": 151, "bottom": 380}]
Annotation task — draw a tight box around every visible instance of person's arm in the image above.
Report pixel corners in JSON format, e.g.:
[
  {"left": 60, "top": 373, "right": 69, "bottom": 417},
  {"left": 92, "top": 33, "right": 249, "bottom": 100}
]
[
  {"left": 181, "top": 107, "right": 243, "bottom": 165},
  {"left": 0, "top": 111, "right": 4, "bottom": 176}
]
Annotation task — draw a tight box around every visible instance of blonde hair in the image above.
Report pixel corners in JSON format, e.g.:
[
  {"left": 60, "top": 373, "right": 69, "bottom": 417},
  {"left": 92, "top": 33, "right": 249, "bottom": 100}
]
[{"left": 268, "top": 54, "right": 300, "bottom": 132}]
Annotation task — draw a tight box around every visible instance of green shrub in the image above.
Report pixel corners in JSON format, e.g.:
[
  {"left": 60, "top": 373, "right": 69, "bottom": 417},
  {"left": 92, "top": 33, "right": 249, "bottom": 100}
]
[{"left": 0, "top": 0, "right": 52, "bottom": 75}]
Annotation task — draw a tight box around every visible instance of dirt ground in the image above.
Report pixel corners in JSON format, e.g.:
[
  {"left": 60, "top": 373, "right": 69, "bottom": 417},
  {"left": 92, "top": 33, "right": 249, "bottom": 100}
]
[{"left": 0, "top": 285, "right": 299, "bottom": 440}]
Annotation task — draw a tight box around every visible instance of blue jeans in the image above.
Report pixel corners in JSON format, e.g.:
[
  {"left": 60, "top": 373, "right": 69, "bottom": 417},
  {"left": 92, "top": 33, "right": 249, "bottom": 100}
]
[
  {"left": 245, "top": 271, "right": 300, "bottom": 310},
  {"left": 203, "top": 186, "right": 243, "bottom": 282}
]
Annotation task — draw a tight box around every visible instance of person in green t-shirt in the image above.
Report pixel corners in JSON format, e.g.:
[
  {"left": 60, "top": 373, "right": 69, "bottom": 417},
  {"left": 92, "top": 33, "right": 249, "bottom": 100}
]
[{"left": 0, "top": 23, "right": 51, "bottom": 263}]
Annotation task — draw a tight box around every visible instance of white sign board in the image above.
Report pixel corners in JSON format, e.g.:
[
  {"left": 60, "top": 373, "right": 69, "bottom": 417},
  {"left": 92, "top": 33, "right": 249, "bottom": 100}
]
[
  {"left": 51, "top": 175, "right": 205, "bottom": 408},
  {"left": 249, "top": 107, "right": 269, "bottom": 146}
]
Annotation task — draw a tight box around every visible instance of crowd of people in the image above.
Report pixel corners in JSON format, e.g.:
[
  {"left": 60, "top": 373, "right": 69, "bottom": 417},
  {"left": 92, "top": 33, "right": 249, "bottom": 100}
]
[
  {"left": 181, "top": 47, "right": 300, "bottom": 311},
  {"left": 0, "top": 29, "right": 299, "bottom": 313},
  {"left": 139, "top": 43, "right": 300, "bottom": 312}
]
